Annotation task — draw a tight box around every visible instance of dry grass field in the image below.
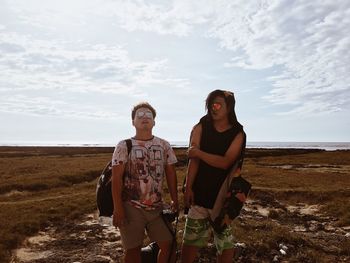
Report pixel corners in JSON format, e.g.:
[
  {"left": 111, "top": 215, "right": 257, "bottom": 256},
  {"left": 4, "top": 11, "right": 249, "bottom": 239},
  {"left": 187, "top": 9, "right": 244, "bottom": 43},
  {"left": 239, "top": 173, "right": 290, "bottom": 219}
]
[{"left": 0, "top": 146, "right": 349, "bottom": 262}]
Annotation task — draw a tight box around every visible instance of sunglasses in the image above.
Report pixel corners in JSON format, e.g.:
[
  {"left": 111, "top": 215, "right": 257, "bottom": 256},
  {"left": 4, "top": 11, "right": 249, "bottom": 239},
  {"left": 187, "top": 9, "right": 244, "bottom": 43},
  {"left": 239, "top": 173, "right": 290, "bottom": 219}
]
[
  {"left": 136, "top": 110, "right": 153, "bottom": 119},
  {"left": 211, "top": 102, "right": 222, "bottom": 111}
]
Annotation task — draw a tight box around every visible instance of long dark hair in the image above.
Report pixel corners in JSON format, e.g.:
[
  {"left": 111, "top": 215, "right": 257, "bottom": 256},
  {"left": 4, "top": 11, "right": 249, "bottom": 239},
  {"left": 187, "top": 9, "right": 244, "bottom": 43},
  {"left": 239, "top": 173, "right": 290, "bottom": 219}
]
[{"left": 205, "top": 89, "right": 241, "bottom": 127}]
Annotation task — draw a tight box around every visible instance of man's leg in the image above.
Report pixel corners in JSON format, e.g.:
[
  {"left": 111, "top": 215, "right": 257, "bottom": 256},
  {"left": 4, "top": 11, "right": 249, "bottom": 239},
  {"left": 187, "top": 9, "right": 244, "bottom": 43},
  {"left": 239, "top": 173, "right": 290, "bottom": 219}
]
[
  {"left": 157, "top": 240, "right": 172, "bottom": 263},
  {"left": 119, "top": 203, "right": 146, "bottom": 263},
  {"left": 146, "top": 208, "right": 174, "bottom": 263},
  {"left": 124, "top": 245, "right": 142, "bottom": 263}
]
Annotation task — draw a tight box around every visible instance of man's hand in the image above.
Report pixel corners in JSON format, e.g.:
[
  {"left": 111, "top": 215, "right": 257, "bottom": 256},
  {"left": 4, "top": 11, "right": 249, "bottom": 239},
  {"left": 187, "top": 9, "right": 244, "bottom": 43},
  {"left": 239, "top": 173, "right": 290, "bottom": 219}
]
[
  {"left": 111, "top": 163, "right": 126, "bottom": 227},
  {"left": 113, "top": 208, "right": 127, "bottom": 228}
]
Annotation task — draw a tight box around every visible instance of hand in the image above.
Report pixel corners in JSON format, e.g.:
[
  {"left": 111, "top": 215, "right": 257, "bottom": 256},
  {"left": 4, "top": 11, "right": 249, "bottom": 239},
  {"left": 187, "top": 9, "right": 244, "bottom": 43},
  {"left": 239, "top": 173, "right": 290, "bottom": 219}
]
[
  {"left": 113, "top": 208, "right": 127, "bottom": 228},
  {"left": 187, "top": 146, "right": 201, "bottom": 159},
  {"left": 235, "top": 192, "right": 247, "bottom": 203},
  {"left": 184, "top": 188, "right": 194, "bottom": 208}
]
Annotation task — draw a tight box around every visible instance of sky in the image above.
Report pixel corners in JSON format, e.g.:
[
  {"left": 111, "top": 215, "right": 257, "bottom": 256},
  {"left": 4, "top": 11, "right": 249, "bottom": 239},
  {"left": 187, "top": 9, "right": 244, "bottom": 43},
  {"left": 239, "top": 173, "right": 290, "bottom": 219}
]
[{"left": 0, "top": 0, "right": 349, "bottom": 145}]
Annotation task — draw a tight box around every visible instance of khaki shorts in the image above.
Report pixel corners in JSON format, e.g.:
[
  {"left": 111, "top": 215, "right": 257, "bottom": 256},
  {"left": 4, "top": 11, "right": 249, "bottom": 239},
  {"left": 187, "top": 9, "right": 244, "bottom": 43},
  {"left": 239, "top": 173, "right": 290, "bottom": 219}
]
[
  {"left": 118, "top": 202, "right": 173, "bottom": 250},
  {"left": 183, "top": 205, "right": 235, "bottom": 255}
]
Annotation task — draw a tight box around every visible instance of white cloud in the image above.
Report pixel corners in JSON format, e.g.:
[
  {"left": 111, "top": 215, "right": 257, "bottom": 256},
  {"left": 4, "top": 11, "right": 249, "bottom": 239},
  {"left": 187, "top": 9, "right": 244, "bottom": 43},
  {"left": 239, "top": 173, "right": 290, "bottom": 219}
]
[
  {"left": 0, "top": 1, "right": 192, "bottom": 120},
  {"left": 87, "top": 0, "right": 350, "bottom": 115},
  {"left": 0, "top": 95, "right": 121, "bottom": 119},
  {"left": 2, "top": 0, "right": 350, "bottom": 122},
  {"left": 7, "top": 0, "right": 195, "bottom": 36},
  {"left": 0, "top": 31, "right": 188, "bottom": 95},
  {"left": 7, "top": 0, "right": 95, "bottom": 30},
  {"left": 96, "top": 1, "right": 208, "bottom": 36},
  {"left": 206, "top": 0, "right": 350, "bottom": 114}
]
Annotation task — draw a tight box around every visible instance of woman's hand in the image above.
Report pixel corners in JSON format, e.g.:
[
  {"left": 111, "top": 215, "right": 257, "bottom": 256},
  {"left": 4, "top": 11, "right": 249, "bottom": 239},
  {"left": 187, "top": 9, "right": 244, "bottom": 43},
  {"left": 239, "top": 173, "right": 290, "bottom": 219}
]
[
  {"left": 187, "top": 146, "right": 201, "bottom": 159},
  {"left": 170, "top": 200, "right": 179, "bottom": 216},
  {"left": 184, "top": 188, "right": 194, "bottom": 208}
]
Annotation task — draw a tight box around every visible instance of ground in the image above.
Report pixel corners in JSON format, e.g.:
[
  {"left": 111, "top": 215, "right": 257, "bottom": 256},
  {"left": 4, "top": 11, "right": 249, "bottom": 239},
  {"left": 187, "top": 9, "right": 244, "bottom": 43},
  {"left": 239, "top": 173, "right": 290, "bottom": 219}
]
[
  {"left": 0, "top": 147, "right": 349, "bottom": 262},
  {"left": 11, "top": 195, "right": 350, "bottom": 263}
]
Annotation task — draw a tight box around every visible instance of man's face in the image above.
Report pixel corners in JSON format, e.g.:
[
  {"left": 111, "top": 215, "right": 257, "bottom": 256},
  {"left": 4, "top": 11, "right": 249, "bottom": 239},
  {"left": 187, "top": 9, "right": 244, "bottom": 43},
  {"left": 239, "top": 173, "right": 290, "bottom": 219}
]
[
  {"left": 132, "top": 107, "right": 155, "bottom": 130},
  {"left": 210, "top": 96, "right": 229, "bottom": 120}
]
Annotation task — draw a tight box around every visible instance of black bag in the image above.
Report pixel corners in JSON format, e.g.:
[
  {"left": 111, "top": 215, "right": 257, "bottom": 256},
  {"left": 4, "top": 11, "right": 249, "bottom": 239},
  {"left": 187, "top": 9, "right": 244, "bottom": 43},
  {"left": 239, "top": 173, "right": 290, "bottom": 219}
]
[
  {"left": 210, "top": 175, "right": 251, "bottom": 234},
  {"left": 209, "top": 132, "right": 252, "bottom": 233},
  {"left": 96, "top": 139, "right": 132, "bottom": 217},
  {"left": 226, "top": 176, "right": 251, "bottom": 219},
  {"left": 141, "top": 242, "right": 159, "bottom": 263}
]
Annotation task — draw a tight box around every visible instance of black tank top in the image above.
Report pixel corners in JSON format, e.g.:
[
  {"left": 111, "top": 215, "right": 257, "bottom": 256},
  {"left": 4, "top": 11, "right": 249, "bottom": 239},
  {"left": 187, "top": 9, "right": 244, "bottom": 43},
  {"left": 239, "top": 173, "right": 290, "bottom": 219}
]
[{"left": 192, "top": 117, "right": 244, "bottom": 209}]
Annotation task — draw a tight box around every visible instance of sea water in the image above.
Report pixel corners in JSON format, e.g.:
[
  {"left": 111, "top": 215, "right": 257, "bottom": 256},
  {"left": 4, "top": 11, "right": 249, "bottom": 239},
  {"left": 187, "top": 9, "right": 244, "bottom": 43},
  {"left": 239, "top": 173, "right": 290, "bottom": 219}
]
[
  {"left": 2, "top": 141, "right": 350, "bottom": 151},
  {"left": 245, "top": 141, "right": 350, "bottom": 151},
  {"left": 171, "top": 141, "right": 350, "bottom": 151}
]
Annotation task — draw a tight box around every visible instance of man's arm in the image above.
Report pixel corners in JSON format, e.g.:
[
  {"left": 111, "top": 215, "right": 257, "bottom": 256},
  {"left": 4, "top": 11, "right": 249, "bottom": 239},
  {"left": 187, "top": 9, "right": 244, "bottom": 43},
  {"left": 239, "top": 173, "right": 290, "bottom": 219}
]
[
  {"left": 188, "top": 131, "right": 244, "bottom": 170},
  {"left": 184, "top": 124, "right": 202, "bottom": 207},
  {"left": 112, "top": 163, "right": 126, "bottom": 227},
  {"left": 165, "top": 164, "right": 178, "bottom": 212}
]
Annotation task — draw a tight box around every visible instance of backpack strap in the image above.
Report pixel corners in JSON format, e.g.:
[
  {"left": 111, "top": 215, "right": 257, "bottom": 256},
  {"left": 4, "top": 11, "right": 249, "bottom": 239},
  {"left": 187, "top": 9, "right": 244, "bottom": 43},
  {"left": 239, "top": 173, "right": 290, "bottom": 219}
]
[{"left": 125, "top": 139, "right": 132, "bottom": 155}]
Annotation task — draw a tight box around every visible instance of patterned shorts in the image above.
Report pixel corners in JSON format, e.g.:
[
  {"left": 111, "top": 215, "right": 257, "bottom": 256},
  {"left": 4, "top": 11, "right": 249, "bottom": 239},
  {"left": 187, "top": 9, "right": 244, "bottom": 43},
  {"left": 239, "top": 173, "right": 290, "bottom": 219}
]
[{"left": 182, "top": 205, "right": 235, "bottom": 254}]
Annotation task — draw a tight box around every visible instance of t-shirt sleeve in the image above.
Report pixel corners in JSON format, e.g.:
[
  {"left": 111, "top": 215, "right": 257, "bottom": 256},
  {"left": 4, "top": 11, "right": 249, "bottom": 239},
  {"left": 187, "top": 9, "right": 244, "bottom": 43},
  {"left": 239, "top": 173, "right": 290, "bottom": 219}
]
[
  {"left": 112, "top": 140, "right": 128, "bottom": 166},
  {"left": 165, "top": 141, "right": 177, "bottom": 165}
]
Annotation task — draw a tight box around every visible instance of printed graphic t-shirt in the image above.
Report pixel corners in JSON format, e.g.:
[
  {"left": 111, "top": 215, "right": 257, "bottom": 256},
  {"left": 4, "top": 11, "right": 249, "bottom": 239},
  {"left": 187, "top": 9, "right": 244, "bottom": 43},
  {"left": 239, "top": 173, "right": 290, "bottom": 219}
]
[{"left": 112, "top": 136, "right": 177, "bottom": 210}]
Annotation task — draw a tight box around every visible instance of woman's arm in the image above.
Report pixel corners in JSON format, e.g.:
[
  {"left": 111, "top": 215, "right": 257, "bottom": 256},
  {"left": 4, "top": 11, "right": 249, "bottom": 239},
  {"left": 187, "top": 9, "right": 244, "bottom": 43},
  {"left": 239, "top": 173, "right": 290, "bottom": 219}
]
[{"left": 188, "top": 131, "right": 244, "bottom": 170}]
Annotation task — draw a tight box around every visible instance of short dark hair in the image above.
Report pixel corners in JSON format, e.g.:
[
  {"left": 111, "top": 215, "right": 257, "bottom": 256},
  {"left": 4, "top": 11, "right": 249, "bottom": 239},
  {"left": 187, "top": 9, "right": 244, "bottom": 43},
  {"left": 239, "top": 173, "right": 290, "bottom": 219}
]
[
  {"left": 131, "top": 102, "right": 156, "bottom": 119},
  {"left": 205, "top": 89, "right": 238, "bottom": 125}
]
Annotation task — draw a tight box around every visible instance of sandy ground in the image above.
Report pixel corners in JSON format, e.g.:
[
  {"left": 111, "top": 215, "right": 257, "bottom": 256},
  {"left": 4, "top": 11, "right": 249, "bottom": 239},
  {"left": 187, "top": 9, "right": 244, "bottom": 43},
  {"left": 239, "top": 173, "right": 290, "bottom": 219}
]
[
  {"left": 3, "top": 147, "right": 349, "bottom": 262},
  {"left": 10, "top": 197, "right": 350, "bottom": 263},
  {"left": 11, "top": 213, "right": 124, "bottom": 263}
]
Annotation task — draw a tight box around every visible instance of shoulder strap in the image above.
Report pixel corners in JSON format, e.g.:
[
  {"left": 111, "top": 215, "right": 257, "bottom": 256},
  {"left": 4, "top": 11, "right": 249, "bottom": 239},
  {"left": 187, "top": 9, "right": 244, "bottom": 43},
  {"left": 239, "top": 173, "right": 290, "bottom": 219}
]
[
  {"left": 123, "top": 139, "right": 132, "bottom": 177},
  {"left": 125, "top": 139, "right": 132, "bottom": 155}
]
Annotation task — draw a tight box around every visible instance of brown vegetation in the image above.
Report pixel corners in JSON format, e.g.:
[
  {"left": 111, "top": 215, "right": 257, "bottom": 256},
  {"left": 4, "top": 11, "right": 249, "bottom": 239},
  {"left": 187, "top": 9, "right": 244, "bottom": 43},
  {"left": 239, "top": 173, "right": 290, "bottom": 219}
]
[{"left": 0, "top": 147, "right": 349, "bottom": 262}]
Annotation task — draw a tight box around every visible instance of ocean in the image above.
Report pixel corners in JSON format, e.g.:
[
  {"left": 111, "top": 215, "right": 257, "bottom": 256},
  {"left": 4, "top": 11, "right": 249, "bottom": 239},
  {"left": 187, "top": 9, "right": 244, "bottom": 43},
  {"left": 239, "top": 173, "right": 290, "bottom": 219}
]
[
  {"left": 1, "top": 141, "right": 350, "bottom": 151},
  {"left": 245, "top": 142, "right": 350, "bottom": 151},
  {"left": 171, "top": 141, "right": 350, "bottom": 151}
]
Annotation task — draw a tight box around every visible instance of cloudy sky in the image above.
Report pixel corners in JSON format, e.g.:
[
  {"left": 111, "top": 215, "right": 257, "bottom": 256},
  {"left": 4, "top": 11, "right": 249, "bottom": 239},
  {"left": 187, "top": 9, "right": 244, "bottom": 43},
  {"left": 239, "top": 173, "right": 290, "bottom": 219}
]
[{"left": 1, "top": 0, "right": 349, "bottom": 145}]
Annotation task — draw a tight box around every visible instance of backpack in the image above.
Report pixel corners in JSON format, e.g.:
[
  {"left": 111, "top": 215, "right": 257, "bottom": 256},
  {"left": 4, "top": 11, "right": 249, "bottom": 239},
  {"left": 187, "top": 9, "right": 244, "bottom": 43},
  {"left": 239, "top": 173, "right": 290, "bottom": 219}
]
[{"left": 96, "top": 139, "right": 132, "bottom": 217}]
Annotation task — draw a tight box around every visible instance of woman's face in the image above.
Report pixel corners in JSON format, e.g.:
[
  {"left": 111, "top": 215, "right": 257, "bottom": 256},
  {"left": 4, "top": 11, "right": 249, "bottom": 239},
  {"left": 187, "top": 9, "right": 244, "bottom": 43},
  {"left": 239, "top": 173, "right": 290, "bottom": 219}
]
[{"left": 210, "top": 96, "right": 228, "bottom": 121}]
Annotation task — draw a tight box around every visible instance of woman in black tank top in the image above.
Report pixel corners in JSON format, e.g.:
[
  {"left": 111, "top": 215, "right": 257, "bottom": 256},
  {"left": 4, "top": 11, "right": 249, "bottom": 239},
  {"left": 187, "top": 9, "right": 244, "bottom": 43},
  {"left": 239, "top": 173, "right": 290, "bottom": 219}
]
[
  {"left": 192, "top": 116, "right": 245, "bottom": 209},
  {"left": 181, "top": 90, "right": 246, "bottom": 263}
]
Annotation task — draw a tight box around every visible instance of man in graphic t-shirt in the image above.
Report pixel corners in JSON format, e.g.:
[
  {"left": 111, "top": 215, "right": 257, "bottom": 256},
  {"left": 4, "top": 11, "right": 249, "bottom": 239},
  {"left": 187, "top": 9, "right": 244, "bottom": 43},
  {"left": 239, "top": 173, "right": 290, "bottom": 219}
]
[{"left": 111, "top": 102, "right": 178, "bottom": 263}]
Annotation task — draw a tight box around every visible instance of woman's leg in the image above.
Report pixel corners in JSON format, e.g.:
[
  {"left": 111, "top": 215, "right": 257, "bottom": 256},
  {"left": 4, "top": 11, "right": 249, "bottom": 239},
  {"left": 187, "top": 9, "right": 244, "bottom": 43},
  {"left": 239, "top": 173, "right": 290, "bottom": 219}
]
[
  {"left": 216, "top": 248, "right": 234, "bottom": 263},
  {"left": 181, "top": 244, "right": 199, "bottom": 263}
]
